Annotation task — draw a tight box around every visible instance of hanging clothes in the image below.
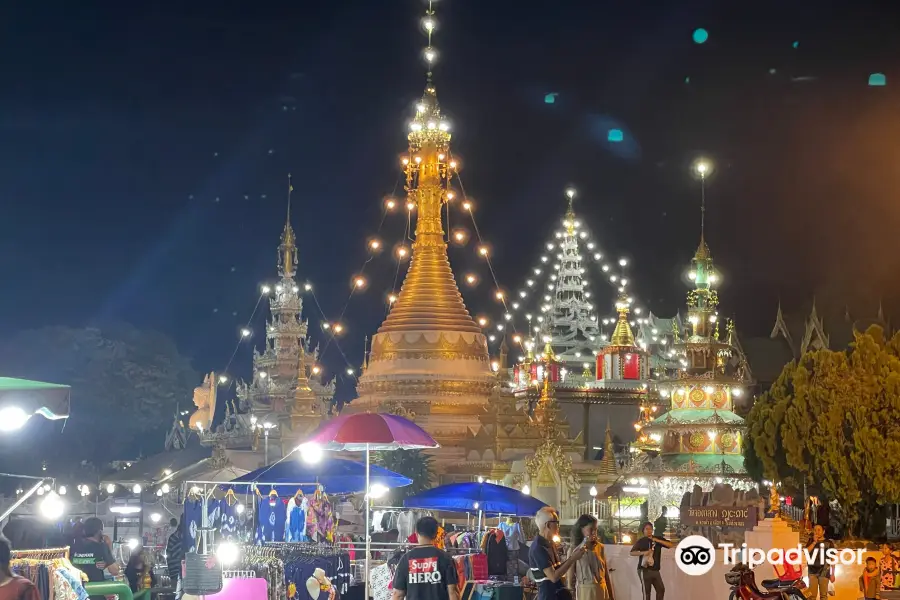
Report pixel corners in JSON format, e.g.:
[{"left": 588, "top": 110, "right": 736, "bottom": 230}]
[
  {"left": 499, "top": 521, "right": 524, "bottom": 552},
  {"left": 257, "top": 496, "right": 287, "bottom": 542},
  {"left": 482, "top": 529, "right": 509, "bottom": 576},
  {"left": 396, "top": 511, "right": 416, "bottom": 542},
  {"left": 285, "top": 495, "right": 309, "bottom": 542},
  {"left": 183, "top": 498, "right": 203, "bottom": 553},
  {"left": 219, "top": 497, "right": 239, "bottom": 540}
]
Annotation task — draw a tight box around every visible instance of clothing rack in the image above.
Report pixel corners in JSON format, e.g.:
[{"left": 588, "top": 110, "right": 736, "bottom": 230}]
[{"left": 11, "top": 547, "right": 69, "bottom": 560}]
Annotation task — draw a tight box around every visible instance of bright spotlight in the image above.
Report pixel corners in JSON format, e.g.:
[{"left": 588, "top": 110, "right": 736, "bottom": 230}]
[{"left": 297, "top": 442, "right": 323, "bottom": 464}]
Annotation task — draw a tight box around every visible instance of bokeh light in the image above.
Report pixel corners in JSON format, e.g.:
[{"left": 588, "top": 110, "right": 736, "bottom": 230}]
[{"left": 692, "top": 28, "right": 709, "bottom": 44}]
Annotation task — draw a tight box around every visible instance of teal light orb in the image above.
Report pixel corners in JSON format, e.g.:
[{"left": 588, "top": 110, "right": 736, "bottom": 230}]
[{"left": 692, "top": 28, "right": 709, "bottom": 44}]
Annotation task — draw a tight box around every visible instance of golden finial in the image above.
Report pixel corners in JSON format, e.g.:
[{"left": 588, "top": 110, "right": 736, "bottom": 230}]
[
  {"left": 692, "top": 158, "right": 713, "bottom": 261},
  {"left": 564, "top": 188, "right": 576, "bottom": 234},
  {"left": 610, "top": 291, "right": 636, "bottom": 347},
  {"left": 279, "top": 174, "right": 298, "bottom": 279}
]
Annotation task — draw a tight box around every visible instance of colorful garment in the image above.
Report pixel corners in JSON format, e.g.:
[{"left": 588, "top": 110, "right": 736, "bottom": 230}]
[{"left": 285, "top": 495, "right": 308, "bottom": 542}]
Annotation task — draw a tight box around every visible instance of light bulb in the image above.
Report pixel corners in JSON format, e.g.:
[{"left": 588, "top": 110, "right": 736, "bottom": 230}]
[
  {"left": 261, "top": 285, "right": 271, "bottom": 294},
  {"left": 240, "top": 328, "right": 251, "bottom": 338},
  {"left": 106, "top": 484, "right": 116, "bottom": 494},
  {"left": 522, "top": 484, "right": 531, "bottom": 495},
  {"left": 161, "top": 483, "right": 170, "bottom": 494},
  {"left": 369, "top": 239, "right": 381, "bottom": 250},
  {"left": 132, "top": 484, "right": 142, "bottom": 494},
  {"left": 354, "top": 276, "right": 366, "bottom": 288}
]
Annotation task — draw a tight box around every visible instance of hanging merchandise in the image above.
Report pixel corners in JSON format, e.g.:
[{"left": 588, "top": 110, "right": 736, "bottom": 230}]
[
  {"left": 10, "top": 547, "right": 91, "bottom": 600},
  {"left": 307, "top": 488, "right": 335, "bottom": 543},
  {"left": 257, "top": 490, "right": 287, "bottom": 543},
  {"left": 220, "top": 490, "right": 240, "bottom": 540},
  {"left": 184, "top": 497, "right": 203, "bottom": 553},
  {"left": 499, "top": 518, "right": 524, "bottom": 552},
  {"left": 285, "top": 490, "right": 309, "bottom": 542},
  {"left": 480, "top": 528, "right": 509, "bottom": 576}
]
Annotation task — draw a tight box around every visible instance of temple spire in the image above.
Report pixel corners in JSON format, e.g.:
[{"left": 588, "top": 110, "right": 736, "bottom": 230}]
[
  {"left": 278, "top": 174, "right": 298, "bottom": 280},
  {"left": 376, "top": 0, "right": 479, "bottom": 335}
]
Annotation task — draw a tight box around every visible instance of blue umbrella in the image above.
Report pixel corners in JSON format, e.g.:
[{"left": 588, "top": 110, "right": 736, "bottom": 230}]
[
  {"left": 222, "top": 457, "right": 412, "bottom": 495},
  {"left": 404, "top": 482, "right": 548, "bottom": 516}
]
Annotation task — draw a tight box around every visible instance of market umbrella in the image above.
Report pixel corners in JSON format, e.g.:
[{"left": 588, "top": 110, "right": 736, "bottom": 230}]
[
  {"left": 0, "top": 377, "right": 70, "bottom": 430},
  {"left": 303, "top": 413, "right": 438, "bottom": 599},
  {"left": 404, "top": 481, "right": 548, "bottom": 516},
  {"left": 222, "top": 456, "right": 412, "bottom": 494}
]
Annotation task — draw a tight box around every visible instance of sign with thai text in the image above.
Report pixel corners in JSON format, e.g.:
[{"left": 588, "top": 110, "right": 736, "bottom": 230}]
[{"left": 682, "top": 506, "right": 757, "bottom": 529}]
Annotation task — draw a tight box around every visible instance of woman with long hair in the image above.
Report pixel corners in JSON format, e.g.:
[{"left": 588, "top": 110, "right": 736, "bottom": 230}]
[{"left": 569, "top": 515, "right": 610, "bottom": 600}]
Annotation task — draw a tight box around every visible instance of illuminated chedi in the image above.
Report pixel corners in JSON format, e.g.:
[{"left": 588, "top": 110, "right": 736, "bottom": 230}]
[
  {"left": 351, "top": 2, "right": 495, "bottom": 458},
  {"left": 234, "top": 186, "right": 335, "bottom": 456},
  {"left": 631, "top": 161, "right": 752, "bottom": 514}
]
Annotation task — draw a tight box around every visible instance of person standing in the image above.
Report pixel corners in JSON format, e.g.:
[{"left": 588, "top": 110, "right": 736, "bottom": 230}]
[
  {"left": 0, "top": 536, "right": 39, "bottom": 600},
  {"left": 166, "top": 517, "right": 184, "bottom": 597},
  {"left": 529, "top": 507, "right": 586, "bottom": 600},
  {"left": 392, "top": 516, "right": 459, "bottom": 600},
  {"left": 630, "top": 522, "right": 673, "bottom": 600},
  {"left": 568, "top": 515, "right": 610, "bottom": 600},
  {"left": 70, "top": 518, "right": 119, "bottom": 600},
  {"left": 805, "top": 524, "right": 834, "bottom": 600},
  {"left": 653, "top": 508, "right": 668, "bottom": 538}
]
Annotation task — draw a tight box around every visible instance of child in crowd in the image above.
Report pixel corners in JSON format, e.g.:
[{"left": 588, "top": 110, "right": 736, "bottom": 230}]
[{"left": 860, "top": 556, "right": 881, "bottom": 600}]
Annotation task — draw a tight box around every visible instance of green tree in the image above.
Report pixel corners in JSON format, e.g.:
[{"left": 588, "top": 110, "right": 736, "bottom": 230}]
[
  {"left": 374, "top": 449, "right": 435, "bottom": 504},
  {"left": 0, "top": 323, "right": 198, "bottom": 471},
  {"left": 745, "top": 326, "right": 900, "bottom": 537}
]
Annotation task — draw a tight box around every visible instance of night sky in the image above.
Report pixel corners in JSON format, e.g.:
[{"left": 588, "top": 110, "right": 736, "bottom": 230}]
[{"left": 3, "top": 0, "right": 900, "bottom": 398}]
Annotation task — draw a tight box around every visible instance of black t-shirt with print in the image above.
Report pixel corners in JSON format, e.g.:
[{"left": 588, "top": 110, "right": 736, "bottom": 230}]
[
  {"left": 631, "top": 536, "right": 667, "bottom": 571},
  {"left": 393, "top": 546, "right": 459, "bottom": 600},
  {"left": 70, "top": 538, "right": 115, "bottom": 582}
]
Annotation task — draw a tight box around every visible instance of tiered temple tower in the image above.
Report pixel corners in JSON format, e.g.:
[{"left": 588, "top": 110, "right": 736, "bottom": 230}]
[
  {"left": 547, "top": 190, "right": 601, "bottom": 373},
  {"left": 351, "top": 2, "right": 495, "bottom": 461},
  {"left": 633, "top": 176, "right": 751, "bottom": 514},
  {"left": 235, "top": 183, "right": 336, "bottom": 455}
]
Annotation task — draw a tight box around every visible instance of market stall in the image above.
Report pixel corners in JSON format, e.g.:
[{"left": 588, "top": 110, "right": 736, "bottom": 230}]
[{"left": 177, "top": 455, "right": 412, "bottom": 600}]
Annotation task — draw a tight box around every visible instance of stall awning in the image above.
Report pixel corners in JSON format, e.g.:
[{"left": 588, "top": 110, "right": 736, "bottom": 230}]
[
  {"left": 0, "top": 377, "right": 70, "bottom": 420},
  {"left": 223, "top": 457, "right": 412, "bottom": 495},
  {"left": 404, "top": 482, "right": 549, "bottom": 516}
]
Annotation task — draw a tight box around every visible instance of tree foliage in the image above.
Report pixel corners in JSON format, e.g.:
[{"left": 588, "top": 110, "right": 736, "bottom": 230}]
[
  {"left": 0, "top": 323, "right": 198, "bottom": 471},
  {"left": 745, "top": 326, "right": 900, "bottom": 537},
  {"left": 373, "top": 449, "right": 435, "bottom": 504}
]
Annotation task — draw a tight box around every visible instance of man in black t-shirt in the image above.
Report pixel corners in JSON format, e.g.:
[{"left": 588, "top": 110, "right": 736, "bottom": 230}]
[
  {"left": 630, "top": 522, "right": 673, "bottom": 600},
  {"left": 392, "top": 516, "right": 459, "bottom": 600},
  {"left": 70, "top": 517, "right": 119, "bottom": 600}
]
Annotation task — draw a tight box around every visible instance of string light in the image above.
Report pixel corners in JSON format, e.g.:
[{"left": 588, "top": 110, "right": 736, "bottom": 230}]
[{"left": 354, "top": 276, "right": 367, "bottom": 289}]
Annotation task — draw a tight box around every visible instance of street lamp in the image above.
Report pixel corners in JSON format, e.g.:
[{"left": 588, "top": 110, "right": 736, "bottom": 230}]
[
  {"left": 590, "top": 485, "right": 598, "bottom": 517},
  {"left": 261, "top": 422, "right": 276, "bottom": 464}
]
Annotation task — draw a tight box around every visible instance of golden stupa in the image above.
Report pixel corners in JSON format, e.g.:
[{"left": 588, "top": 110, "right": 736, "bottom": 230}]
[{"left": 351, "top": 5, "right": 495, "bottom": 461}]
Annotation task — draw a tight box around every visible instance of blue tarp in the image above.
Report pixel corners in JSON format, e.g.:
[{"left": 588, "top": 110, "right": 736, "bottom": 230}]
[
  {"left": 404, "top": 482, "right": 548, "bottom": 516},
  {"left": 222, "top": 457, "right": 412, "bottom": 495}
]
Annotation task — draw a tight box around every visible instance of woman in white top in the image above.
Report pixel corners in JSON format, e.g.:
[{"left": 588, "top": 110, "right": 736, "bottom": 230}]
[{"left": 568, "top": 514, "right": 610, "bottom": 600}]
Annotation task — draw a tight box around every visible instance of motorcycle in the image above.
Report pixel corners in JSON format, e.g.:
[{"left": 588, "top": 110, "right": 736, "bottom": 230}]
[{"left": 725, "top": 564, "right": 807, "bottom": 600}]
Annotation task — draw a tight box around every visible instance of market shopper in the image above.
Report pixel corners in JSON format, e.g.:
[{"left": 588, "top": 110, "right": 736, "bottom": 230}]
[
  {"left": 392, "top": 516, "right": 459, "bottom": 600},
  {"left": 71, "top": 517, "right": 119, "bottom": 600},
  {"left": 805, "top": 524, "right": 834, "bottom": 600},
  {"left": 529, "top": 507, "right": 586, "bottom": 600},
  {"left": 0, "top": 535, "right": 39, "bottom": 600}
]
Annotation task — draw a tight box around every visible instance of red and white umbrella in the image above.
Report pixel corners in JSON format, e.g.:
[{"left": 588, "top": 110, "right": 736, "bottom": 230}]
[{"left": 301, "top": 413, "right": 438, "bottom": 597}]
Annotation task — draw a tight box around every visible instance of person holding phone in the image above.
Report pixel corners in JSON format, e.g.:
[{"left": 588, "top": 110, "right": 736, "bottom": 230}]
[
  {"left": 529, "top": 508, "right": 586, "bottom": 600},
  {"left": 568, "top": 515, "right": 610, "bottom": 600}
]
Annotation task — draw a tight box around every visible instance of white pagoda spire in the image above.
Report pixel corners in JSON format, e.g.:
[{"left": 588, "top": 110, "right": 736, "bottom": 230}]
[{"left": 547, "top": 188, "right": 600, "bottom": 360}]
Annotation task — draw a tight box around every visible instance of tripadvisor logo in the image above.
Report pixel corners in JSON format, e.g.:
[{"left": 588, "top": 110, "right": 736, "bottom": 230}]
[{"left": 674, "top": 536, "right": 866, "bottom": 576}]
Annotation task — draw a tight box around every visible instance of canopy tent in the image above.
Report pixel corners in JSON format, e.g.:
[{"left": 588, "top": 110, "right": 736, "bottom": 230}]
[
  {"left": 0, "top": 377, "right": 70, "bottom": 421},
  {"left": 404, "top": 481, "right": 548, "bottom": 516},
  {"left": 222, "top": 456, "right": 412, "bottom": 495}
]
